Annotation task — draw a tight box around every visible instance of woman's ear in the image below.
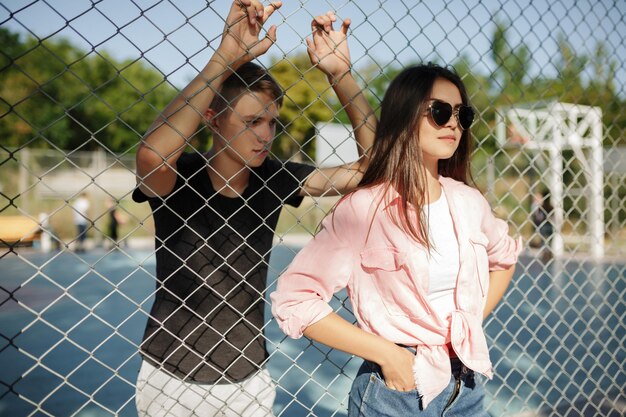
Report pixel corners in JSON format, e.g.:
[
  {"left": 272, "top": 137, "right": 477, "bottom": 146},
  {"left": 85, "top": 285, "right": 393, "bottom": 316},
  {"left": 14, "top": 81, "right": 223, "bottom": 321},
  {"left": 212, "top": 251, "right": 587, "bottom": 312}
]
[{"left": 204, "top": 108, "right": 219, "bottom": 131}]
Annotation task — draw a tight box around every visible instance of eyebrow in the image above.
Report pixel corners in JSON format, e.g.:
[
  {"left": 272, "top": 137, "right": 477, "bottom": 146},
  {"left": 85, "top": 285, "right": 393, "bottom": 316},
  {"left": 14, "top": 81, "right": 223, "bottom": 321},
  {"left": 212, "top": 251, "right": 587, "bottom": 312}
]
[
  {"left": 241, "top": 114, "right": 280, "bottom": 122},
  {"left": 429, "top": 98, "right": 465, "bottom": 107},
  {"left": 429, "top": 98, "right": 463, "bottom": 105}
]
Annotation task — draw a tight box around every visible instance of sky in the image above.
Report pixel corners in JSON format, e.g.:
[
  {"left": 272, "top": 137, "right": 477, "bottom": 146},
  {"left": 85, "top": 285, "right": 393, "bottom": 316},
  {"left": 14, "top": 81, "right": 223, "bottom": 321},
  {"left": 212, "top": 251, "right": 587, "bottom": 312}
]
[{"left": 1, "top": 0, "right": 625, "bottom": 91}]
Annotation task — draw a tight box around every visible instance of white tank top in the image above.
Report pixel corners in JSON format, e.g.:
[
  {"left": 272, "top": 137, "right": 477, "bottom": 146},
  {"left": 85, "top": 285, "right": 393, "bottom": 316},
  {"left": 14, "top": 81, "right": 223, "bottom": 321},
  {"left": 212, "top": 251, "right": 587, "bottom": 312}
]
[{"left": 425, "top": 189, "right": 460, "bottom": 322}]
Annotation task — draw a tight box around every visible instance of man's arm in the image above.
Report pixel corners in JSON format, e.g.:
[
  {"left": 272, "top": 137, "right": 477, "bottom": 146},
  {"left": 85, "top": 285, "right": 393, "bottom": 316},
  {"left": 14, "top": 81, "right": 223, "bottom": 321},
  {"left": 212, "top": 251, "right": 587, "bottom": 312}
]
[
  {"left": 135, "top": 0, "right": 282, "bottom": 197},
  {"left": 300, "top": 13, "right": 377, "bottom": 197}
]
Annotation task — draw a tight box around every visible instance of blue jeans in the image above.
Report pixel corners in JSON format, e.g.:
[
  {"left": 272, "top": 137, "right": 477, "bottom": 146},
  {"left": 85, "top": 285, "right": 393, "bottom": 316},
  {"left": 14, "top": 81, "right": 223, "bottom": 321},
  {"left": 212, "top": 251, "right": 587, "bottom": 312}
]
[{"left": 348, "top": 358, "right": 489, "bottom": 417}]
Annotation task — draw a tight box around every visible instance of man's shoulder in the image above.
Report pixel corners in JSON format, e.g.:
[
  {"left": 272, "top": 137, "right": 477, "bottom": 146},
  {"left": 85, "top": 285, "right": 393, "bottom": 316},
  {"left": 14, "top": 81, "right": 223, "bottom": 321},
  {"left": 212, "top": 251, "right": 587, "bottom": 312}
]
[
  {"left": 255, "top": 158, "right": 315, "bottom": 191},
  {"left": 177, "top": 152, "right": 206, "bottom": 171}
]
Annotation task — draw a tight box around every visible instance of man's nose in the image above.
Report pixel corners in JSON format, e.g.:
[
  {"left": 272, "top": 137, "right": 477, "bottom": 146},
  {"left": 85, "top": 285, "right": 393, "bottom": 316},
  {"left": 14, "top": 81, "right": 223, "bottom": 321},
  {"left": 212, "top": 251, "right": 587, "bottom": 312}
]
[{"left": 257, "top": 125, "right": 274, "bottom": 144}]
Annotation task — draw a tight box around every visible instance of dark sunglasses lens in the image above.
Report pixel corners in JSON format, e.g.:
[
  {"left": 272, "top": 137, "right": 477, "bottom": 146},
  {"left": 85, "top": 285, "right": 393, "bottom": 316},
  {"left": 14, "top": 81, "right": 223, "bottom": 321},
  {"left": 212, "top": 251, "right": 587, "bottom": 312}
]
[
  {"left": 458, "top": 106, "right": 474, "bottom": 130},
  {"left": 430, "top": 102, "right": 452, "bottom": 126}
]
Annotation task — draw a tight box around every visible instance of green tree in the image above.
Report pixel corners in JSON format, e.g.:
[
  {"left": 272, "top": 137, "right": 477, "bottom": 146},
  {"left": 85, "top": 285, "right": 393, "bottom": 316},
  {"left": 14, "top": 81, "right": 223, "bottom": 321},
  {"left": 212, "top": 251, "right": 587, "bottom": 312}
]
[
  {"left": 0, "top": 28, "right": 176, "bottom": 152},
  {"left": 269, "top": 53, "right": 336, "bottom": 160},
  {"left": 490, "top": 19, "right": 531, "bottom": 106}
]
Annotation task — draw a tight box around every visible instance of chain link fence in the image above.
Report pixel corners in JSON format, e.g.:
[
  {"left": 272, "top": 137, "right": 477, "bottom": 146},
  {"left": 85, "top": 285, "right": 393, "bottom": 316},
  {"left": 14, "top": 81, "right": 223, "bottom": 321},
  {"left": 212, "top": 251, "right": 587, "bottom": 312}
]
[{"left": 1, "top": 0, "right": 625, "bottom": 416}]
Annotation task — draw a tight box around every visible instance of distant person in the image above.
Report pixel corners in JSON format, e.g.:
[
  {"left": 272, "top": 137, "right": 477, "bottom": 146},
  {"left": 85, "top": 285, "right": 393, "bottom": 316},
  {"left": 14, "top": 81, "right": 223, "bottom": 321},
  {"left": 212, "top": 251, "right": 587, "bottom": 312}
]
[
  {"left": 106, "top": 199, "right": 127, "bottom": 248},
  {"left": 531, "top": 190, "right": 553, "bottom": 261},
  {"left": 72, "top": 192, "right": 90, "bottom": 252},
  {"left": 132, "top": 1, "right": 375, "bottom": 416},
  {"left": 271, "top": 64, "right": 522, "bottom": 416}
]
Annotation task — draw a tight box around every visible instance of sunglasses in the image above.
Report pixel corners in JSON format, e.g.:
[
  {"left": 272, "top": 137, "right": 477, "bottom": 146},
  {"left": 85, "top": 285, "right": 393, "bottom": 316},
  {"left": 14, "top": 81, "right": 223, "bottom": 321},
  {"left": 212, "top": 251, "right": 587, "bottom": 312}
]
[{"left": 426, "top": 100, "right": 475, "bottom": 130}]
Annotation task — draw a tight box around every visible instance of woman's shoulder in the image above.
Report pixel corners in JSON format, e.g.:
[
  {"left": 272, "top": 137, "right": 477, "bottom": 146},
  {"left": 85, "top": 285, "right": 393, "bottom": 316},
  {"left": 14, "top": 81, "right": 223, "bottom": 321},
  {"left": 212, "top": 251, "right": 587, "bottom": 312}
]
[
  {"left": 440, "top": 176, "right": 486, "bottom": 201},
  {"left": 339, "top": 184, "right": 386, "bottom": 210},
  {"left": 348, "top": 184, "right": 384, "bottom": 201},
  {"left": 330, "top": 185, "right": 385, "bottom": 222}
]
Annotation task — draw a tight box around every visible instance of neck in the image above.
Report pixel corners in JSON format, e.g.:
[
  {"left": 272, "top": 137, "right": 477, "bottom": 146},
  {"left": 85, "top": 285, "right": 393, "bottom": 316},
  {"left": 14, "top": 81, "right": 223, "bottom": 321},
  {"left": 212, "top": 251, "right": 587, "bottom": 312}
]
[
  {"left": 422, "top": 160, "right": 441, "bottom": 203},
  {"left": 206, "top": 149, "right": 251, "bottom": 197}
]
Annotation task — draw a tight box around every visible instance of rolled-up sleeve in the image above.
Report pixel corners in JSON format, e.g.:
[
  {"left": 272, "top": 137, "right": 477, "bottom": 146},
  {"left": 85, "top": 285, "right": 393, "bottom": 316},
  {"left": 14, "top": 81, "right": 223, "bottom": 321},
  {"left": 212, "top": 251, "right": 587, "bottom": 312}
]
[
  {"left": 479, "top": 196, "right": 523, "bottom": 271},
  {"left": 270, "top": 198, "right": 359, "bottom": 339}
]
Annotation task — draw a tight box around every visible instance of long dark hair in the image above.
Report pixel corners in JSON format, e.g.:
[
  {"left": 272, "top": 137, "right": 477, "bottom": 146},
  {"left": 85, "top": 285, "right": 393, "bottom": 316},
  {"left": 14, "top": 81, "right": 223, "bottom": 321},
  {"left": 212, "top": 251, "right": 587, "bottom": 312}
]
[{"left": 359, "top": 63, "right": 474, "bottom": 246}]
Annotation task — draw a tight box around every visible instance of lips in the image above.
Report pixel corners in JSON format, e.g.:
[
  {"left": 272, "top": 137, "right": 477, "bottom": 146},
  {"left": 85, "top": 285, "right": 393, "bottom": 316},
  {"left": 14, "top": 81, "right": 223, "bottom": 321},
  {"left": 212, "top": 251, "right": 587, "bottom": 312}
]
[{"left": 438, "top": 135, "right": 456, "bottom": 142}]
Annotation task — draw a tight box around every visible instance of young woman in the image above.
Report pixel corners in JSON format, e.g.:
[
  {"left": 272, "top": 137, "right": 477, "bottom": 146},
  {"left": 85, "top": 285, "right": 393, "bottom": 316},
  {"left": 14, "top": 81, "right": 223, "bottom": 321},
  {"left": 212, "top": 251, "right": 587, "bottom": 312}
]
[{"left": 271, "top": 64, "right": 521, "bottom": 416}]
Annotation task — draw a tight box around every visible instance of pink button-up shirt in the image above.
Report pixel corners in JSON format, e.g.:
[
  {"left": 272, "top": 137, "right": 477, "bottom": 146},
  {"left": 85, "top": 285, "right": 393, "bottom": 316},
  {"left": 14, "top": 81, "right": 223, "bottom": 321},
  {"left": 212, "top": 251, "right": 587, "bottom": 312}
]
[{"left": 271, "top": 177, "right": 522, "bottom": 408}]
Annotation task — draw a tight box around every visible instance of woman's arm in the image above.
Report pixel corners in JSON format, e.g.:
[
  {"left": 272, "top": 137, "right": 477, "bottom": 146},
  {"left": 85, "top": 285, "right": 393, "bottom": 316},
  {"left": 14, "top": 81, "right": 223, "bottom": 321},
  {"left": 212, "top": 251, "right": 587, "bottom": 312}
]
[
  {"left": 304, "top": 313, "right": 416, "bottom": 391},
  {"left": 483, "top": 264, "right": 515, "bottom": 320},
  {"left": 270, "top": 196, "right": 414, "bottom": 389},
  {"left": 477, "top": 191, "right": 522, "bottom": 320}
]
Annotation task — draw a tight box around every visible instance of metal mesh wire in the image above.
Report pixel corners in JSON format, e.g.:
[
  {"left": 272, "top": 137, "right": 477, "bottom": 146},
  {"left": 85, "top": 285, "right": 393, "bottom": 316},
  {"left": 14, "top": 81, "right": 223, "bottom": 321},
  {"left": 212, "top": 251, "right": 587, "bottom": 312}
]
[{"left": 1, "top": 0, "right": 625, "bottom": 416}]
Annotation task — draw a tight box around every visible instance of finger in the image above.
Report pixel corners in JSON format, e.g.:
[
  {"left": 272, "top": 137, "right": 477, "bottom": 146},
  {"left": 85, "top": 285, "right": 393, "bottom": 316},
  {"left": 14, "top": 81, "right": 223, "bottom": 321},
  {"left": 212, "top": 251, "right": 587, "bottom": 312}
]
[
  {"left": 306, "top": 35, "right": 325, "bottom": 65},
  {"left": 265, "top": 24, "right": 278, "bottom": 45},
  {"left": 234, "top": 0, "right": 255, "bottom": 26},
  {"left": 254, "top": 24, "right": 277, "bottom": 54},
  {"left": 252, "top": 0, "right": 265, "bottom": 24},
  {"left": 305, "top": 37, "right": 317, "bottom": 64},
  {"left": 324, "top": 12, "right": 336, "bottom": 32},
  {"left": 315, "top": 15, "right": 334, "bottom": 33},
  {"left": 261, "top": 1, "right": 282, "bottom": 24},
  {"left": 341, "top": 18, "right": 351, "bottom": 35},
  {"left": 240, "top": 0, "right": 261, "bottom": 25},
  {"left": 311, "top": 16, "right": 322, "bottom": 31},
  {"left": 311, "top": 15, "right": 330, "bottom": 33},
  {"left": 232, "top": 0, "right": 250, "bottom": 18}
]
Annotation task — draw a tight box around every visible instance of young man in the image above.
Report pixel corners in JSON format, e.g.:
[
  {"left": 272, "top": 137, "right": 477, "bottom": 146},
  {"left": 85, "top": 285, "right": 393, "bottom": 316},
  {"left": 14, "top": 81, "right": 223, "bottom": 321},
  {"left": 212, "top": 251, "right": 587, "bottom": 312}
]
[
  {"left": 72, "top": 192, "right": 90, "bottom": 252},
  {"left": 132, "top": 1, "right": 376, "bottom": 416}
]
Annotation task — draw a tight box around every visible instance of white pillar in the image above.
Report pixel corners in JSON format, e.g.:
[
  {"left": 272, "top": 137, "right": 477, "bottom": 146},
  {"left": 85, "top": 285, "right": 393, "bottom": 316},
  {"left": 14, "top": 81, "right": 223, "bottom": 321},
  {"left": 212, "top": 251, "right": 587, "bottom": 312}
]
[
  {"left": 589, "top": 107, "right": 604, "bottom": 259},
  {"left": 549, "top": 142, "right": 565, "bottom": 259},
  {"left": 38, "top": 212, "right": 52, "bottom": 253}
]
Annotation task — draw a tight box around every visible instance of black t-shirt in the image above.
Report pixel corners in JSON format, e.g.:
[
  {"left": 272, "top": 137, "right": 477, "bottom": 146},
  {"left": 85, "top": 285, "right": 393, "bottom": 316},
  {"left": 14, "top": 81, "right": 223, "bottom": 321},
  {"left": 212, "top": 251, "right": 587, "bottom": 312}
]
[{"left": 133, "top": 153, "right": 315, "bottom": 383}]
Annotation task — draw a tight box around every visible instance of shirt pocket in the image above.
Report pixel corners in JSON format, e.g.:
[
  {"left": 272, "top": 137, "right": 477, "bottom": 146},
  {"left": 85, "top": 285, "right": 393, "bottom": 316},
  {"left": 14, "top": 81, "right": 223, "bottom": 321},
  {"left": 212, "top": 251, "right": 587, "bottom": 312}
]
[
  {"left": 469, "top": 233, "right": 490, "bottom": 297},
  {"left": 360, "top": 247, "right": 428, "bottom": 319}
]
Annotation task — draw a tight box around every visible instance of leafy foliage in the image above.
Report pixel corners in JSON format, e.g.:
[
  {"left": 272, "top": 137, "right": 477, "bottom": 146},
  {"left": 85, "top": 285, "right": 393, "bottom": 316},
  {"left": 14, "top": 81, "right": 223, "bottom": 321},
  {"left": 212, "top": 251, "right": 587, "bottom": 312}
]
[
  {"left": 269, "top": 53, "right": 335, "bottom": 160},
  {"left": 0, "top": 28, "right": 176, "bottom": 152},
  {"left": 1, "top": 23, "right": 624, "bottom": 156}
]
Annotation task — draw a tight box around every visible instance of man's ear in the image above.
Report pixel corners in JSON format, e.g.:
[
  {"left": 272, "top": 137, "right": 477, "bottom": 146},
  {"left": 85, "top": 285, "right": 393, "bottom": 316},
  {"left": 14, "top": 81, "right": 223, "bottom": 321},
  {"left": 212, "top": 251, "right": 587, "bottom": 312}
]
[{"left": 204, "top": 108, "right": 219, "bottom": 131}]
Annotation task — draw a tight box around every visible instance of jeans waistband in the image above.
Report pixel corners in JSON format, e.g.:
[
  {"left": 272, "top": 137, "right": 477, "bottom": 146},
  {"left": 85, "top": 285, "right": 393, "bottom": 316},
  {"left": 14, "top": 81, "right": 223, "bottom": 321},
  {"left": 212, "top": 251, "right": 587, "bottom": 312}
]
[
  {"left": 395, "top": 344, "right": 474, "bottom": 381},
  {"left": 450, "top": 357, "right": 473, "bottom": 380},
  {"left": 398, "top": 343, "right": 457, "bottom": 357}
]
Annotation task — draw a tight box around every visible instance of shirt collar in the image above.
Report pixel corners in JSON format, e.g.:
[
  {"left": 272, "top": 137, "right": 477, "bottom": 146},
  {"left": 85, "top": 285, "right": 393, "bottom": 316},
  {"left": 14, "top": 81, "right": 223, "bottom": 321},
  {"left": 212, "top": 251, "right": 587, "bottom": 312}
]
[{"left": 379, "top": 176, "right": 458, "bottom": 211}]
